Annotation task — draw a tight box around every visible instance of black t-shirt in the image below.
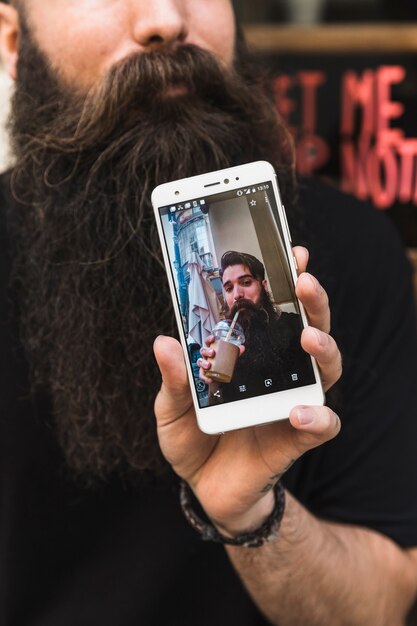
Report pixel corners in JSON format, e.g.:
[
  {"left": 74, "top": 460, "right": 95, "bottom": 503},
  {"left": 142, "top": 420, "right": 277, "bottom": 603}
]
[
  {"left": 219, "top": 312, "right": 315, "bottom": 404},
  {"left": 1, "top": 176, "right": 417, "bottom": 626}
]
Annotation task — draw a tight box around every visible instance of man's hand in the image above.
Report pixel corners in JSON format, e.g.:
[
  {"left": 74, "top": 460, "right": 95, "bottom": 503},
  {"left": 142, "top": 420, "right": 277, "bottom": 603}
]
[
  {"left": 153, "top": 246, "right": 342, "bottom": 535},
  {"left": 197, "top": 335, "right": 245, "bottom": 384}
]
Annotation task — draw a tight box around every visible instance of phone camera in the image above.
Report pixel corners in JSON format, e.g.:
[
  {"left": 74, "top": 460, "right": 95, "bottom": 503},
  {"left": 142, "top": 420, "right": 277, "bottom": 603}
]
[
  {"left": 175, "top": 190, "right": 180, "bottom": 196},
  {"left": 224, "top": 178, "right": 230, "bottom": 184}
]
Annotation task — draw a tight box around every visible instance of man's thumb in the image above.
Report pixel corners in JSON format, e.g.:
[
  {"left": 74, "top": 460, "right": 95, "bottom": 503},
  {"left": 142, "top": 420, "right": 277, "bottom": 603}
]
[
  {"left": 288, "top": 405, "right": 341, "bottom": 454},
  {"left": 153, "top": 335, "right": 193, "bottom": 422}
]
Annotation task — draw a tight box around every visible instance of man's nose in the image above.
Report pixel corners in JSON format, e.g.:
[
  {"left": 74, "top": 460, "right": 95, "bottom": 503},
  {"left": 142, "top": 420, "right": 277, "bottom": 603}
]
[
  {"left": 132, "top": 0, "right": 189, "bottom": 51},
  {"left": 233, "top": 286, "right": 244, "bottom": 301}
]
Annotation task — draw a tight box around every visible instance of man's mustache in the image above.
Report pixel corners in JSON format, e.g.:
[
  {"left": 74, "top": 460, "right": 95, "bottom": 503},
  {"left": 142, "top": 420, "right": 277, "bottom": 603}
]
[
  {"left": 230, "top": 298, "right": 260, "bottom": 316},
  {"left": 70, "top": 44, "right": 240, "bottom": 148},
  {"left": 229, "top": 299, "right": 270, "bottom": 325}
]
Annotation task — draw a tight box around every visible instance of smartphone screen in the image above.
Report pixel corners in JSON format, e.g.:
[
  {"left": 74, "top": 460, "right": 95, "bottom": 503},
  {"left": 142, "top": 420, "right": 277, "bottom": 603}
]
[{"left": 158, "top": 181, "right": 316, "bottom": 409}]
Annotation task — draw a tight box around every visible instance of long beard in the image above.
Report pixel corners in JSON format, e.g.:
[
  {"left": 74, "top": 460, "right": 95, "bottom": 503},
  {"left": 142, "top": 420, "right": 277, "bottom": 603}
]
[
  {"left": 227, "top": 299, "right": 285, "bottom": 374},
  {"left": 227, "top": 294, "right": 280, "bottom": 355},
  {"left": 8, "top": 23, "right": 297, "bottom": 483}
]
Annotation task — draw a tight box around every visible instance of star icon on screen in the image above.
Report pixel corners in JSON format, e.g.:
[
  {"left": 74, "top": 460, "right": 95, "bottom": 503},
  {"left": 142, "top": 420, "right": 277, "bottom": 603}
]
[{"left": 250, "top": 199, "right": 257, "bottom": 207}]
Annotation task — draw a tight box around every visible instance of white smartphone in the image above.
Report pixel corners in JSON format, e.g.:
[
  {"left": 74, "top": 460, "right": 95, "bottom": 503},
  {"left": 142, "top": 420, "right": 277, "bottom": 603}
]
[{"left": 152, "top": 161, "right": 324, "bottom": 434}]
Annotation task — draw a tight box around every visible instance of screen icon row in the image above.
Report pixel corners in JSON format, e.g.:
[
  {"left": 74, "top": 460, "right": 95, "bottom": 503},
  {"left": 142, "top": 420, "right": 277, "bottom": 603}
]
[
  {"left": 236, "top": 188, "right": 257, "bottom": 197},
  {"left": 170, "top": 199, "right": 206, "bottom": 213}
]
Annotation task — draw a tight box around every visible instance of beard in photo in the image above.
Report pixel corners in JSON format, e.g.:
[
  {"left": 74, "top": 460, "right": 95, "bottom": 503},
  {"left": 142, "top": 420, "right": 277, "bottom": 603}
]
[
  {"left": 8, "top": 16, "right": 297, "bottom": 484},
  {"left": 226, "top": 291, "right": 280, "bottom": 330},
  {"left": 225, "top": 293, "right": 283, "bottom": 373}
]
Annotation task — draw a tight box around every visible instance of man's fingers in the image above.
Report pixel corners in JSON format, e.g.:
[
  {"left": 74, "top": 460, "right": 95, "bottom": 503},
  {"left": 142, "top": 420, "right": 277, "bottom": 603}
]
[
  {"left": 198, "top": 357, "right": 213, "bottom": 384},
  {"left": 301, "top": 326, "right": 342, "bottom": 391},
  {"left": 255, "top": 405, "right": 341, "bottom": 474},
  {"left": 289, "top": 404, "right": 341, "bottom": 453},
  {"left": 296, "top": 272, "right": 330, "bottom": 334},
  {"left": 200, "top": 347, "right": 215, "bottom": 358},
  {"left": 153, "top": 335, "right": 193, "bottom": 425},
  {"left": 292, "top": 246, "right": 309, "bottom": 274}
]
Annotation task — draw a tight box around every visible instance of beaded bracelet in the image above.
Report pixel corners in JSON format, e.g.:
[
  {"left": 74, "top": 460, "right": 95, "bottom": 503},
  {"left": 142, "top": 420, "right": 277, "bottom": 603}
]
[{"left": 179, "top": 479, "right": 286, "bottom": 548}]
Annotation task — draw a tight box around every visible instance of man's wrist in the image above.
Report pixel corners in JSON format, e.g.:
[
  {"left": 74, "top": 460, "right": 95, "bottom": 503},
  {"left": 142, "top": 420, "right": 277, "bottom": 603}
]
[
  {"left": 180, "top": 480, "right": 286, "bottom": 548},
  {"left": 212, "top": 490, "right": 276, "bottom": 538}
]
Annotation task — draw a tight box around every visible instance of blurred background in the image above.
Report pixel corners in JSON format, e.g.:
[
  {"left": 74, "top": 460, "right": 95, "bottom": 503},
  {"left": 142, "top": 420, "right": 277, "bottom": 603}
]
[
  {"left": 234, "top": 0, "right": 417, "bottom": 23},
  {"left": 231, "top": 0, "right": 417, "bottom": 261}
]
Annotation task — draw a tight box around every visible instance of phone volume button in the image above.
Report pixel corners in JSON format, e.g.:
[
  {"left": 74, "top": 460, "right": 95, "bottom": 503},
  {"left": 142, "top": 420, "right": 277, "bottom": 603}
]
[{"left": 281, "top": 204, "right": 293, "bottom": 245}]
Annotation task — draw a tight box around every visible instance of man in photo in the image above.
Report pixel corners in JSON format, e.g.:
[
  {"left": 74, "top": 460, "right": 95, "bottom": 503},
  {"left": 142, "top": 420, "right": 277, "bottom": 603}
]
[{"left": 199, "top": 250, "right": 315, "bottom": 401}]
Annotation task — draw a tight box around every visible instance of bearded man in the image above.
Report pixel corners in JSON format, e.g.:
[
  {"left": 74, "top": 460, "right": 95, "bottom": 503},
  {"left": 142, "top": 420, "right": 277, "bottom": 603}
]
[
  {"left": 0, "top": 1, "right": 416, "bottom": 625},
  {"left": 199, "top": 250, "right": 315, "bottom": 403}
]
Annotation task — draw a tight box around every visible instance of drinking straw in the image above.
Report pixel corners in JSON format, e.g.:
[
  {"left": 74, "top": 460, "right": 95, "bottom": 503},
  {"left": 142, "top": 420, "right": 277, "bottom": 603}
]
[{"left": 226, "top": 311, "right": 240, "bottom": 342}]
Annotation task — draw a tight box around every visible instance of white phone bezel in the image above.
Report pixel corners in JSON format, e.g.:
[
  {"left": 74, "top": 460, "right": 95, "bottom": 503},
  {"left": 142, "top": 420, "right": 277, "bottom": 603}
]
[{"left": 152, "top": 161, "right": 324, "bottom": 435}]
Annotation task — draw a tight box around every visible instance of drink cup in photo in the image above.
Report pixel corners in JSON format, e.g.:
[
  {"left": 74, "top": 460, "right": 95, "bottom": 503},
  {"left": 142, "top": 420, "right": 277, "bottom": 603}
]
[{"left": 206, "top": 318, "right": 245, "bottom": 384}]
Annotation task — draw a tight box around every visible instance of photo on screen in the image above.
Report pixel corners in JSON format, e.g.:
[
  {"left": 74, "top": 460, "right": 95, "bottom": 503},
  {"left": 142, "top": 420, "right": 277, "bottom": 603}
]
[{"left": 160, "top": 186, "right": 315, "bottom": 408}]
